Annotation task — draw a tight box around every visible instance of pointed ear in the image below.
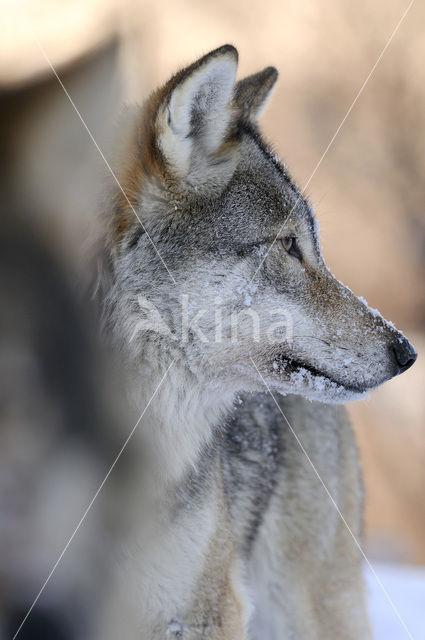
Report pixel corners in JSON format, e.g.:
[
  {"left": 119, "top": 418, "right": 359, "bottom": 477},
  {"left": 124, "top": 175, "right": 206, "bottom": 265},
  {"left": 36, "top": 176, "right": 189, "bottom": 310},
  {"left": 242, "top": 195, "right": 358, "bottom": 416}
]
[
  {"left": 155, "top": 45, "right": 238, "bottom": 180},
  {"left": 234, "top": 66, "right": 278, "bottom": 123}
]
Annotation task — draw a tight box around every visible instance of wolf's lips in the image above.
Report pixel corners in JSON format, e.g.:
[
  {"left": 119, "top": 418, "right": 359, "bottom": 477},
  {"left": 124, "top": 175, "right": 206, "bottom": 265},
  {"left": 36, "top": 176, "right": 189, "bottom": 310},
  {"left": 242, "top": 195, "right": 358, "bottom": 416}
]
[{"left": 272, "top": 355, "right": 366, "bottom": 394}]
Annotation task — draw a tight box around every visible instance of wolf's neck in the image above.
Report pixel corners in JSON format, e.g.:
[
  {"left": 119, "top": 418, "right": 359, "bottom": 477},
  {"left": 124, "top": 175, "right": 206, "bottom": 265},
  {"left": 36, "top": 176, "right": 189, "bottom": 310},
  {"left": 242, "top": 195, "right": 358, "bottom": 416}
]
[{"left": 131, "top": 359, "right": 235, "bottom": 486}]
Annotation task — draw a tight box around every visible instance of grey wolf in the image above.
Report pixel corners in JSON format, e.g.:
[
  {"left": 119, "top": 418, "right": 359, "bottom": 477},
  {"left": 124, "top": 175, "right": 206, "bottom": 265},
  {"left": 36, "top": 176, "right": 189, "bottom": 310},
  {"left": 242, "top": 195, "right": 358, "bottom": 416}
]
[{"left": 95, "top": 45, "right": 417, "bottom": 639}]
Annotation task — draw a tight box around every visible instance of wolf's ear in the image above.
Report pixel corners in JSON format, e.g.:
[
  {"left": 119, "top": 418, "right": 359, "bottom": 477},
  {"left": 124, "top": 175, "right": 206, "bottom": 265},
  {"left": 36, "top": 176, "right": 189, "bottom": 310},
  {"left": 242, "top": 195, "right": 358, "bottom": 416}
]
[
  {"left": 155, "top": 45, "right": 238, "bottom": 180},
  {"left": 235, "top": 67, "right": 278, "bottom": 123}
]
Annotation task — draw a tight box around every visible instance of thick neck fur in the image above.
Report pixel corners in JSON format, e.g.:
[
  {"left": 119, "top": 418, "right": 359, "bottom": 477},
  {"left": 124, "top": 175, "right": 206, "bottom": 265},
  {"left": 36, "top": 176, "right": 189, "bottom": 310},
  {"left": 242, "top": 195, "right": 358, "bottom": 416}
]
[
  {"left": 126, "top": 353, "right": 236, "bottom": 488},
  {"left": 95, "top": 246, "right": 237, "bottom": 491}
]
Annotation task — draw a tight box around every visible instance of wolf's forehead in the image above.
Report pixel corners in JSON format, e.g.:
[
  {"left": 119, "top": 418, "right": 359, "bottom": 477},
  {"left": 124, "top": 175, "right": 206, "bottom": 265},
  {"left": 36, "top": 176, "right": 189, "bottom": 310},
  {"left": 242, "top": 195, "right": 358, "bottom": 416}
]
[{"left": 217, "top": 133, "right": 315, "bottom": 238}]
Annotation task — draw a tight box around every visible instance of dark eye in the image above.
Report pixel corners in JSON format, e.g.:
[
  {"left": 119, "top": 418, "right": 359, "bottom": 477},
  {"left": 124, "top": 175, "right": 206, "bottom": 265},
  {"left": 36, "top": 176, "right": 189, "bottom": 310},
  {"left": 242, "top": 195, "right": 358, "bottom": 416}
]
[{"left": 280, "top": 236, "right": 302, "bottom": 261}]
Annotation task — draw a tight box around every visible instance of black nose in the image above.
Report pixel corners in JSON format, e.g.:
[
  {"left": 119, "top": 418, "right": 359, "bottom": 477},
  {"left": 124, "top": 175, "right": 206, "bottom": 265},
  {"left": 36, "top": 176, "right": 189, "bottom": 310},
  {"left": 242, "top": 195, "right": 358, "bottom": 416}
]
[{"left": 392, "top": 337, "right": 417, "bottom": 374}]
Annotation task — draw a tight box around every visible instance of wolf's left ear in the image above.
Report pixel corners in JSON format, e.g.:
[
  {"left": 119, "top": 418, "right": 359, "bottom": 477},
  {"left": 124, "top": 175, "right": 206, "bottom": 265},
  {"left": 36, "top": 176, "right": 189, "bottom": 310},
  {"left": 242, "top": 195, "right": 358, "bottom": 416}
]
[
  {"left": 235, "top": 67, "right": 278, "bottom": 123},
  {"left": 155, "top": 45, "right": 238, "bottom": 181}
]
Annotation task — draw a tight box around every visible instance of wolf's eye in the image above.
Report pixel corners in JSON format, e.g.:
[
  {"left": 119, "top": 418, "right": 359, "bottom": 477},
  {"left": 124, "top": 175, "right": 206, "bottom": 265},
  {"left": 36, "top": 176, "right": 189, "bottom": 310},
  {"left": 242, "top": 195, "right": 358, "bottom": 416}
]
[{"left": 280, "top": 236, "right": 302, "bottom": 261}]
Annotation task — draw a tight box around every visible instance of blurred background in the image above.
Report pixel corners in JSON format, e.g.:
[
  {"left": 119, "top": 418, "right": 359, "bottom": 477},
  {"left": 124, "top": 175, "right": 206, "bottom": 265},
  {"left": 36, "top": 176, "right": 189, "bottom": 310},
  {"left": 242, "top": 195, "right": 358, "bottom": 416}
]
[{"left": 1, "top": 0, "right": 424, "bottom": 638}]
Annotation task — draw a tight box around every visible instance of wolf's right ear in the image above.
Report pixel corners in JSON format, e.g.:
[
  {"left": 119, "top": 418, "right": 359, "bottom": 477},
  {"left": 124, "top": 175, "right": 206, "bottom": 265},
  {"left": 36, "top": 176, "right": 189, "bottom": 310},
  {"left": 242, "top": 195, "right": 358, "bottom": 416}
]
[
  {"left": 154, "top": 45, "right": 238, "bottom": 182},
  {"left": 235, "top": 67, "right": 278, "bottom": 123}
]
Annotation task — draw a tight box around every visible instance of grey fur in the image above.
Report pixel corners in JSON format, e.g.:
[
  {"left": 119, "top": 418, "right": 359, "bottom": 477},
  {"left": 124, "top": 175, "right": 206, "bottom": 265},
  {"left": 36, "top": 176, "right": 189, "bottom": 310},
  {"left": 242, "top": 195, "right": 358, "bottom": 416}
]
[{"left": 94, "top": 46, "right": 417, "bottom": 638}]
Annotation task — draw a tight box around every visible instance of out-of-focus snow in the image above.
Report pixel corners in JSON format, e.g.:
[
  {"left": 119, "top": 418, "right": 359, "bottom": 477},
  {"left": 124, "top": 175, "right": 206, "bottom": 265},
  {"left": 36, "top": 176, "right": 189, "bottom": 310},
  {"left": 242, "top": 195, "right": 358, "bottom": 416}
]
[{"left": 366, "top": 563, "right": 425, "bottom": 639}]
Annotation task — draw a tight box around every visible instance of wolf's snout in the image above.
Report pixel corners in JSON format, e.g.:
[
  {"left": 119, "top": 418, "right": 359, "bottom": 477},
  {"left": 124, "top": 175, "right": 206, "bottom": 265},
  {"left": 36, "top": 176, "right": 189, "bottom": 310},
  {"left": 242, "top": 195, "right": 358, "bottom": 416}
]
[{"left": 391, "top": 336, "right": 417, "bottom": 375}]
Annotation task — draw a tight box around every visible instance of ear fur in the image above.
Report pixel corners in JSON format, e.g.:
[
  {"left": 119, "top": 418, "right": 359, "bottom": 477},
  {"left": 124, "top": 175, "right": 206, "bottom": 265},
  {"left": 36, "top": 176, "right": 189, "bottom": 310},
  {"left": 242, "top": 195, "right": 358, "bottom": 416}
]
[
  {"left": 234, "top": 66, "right": 278, "bottom": 123},
  {"left": 109, "top": 51, "right": 279, "bottom": 245},
  {"left": 155, "top": 45, "right": 239, "bottom": 181}
]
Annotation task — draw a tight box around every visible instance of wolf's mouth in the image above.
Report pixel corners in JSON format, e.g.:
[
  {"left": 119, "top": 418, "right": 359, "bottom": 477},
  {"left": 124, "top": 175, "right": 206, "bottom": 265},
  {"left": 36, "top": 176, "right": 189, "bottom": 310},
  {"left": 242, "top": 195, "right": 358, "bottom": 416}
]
[{"left": 273, "top": 355, "right": 366, "bottom": 394}]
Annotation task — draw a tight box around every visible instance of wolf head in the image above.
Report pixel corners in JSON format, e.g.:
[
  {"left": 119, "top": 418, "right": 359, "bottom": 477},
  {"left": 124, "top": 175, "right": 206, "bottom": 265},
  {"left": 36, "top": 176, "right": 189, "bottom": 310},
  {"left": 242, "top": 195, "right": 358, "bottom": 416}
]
[{"left": 101, "top": 45, "right": 416, "bottom": 405}]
